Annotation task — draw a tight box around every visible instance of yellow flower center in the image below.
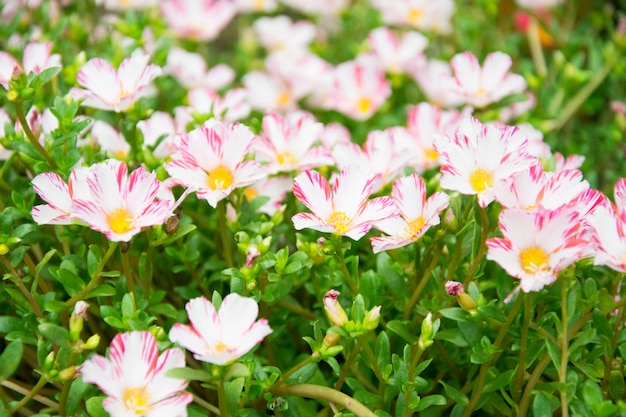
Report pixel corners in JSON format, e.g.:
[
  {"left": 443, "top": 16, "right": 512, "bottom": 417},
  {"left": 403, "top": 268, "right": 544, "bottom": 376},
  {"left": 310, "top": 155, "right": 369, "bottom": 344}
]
[
  {"left": 424, "top": 148, "right": 439, "bottom": 162},
  {"left": 277, "top": 151, "right": 297, "bottom": 166},
  {"left": 277, "top": 91, "right": 291, "bottom": 107},
  {"left": 254, "top": 0, "right": 265, "bottom": 10},
  {"left": 474, "top": 87, "right": 488, "bottom": 98},
  {"left": 408, "top": 8, "right": 423, "bottom": 24},
  {"left": 115, "top": 149, "right": 128, "bottom": 159},
  {"left": 107, "top": 208, "right": 134, "bottom": 235},
  {"left": 519, "top": 246, "right": 549, "bottom": 274},
  {"left": 469, "top": 168, "right": 494, "bottom": 193},
  {"left": 214, "top": 341, "right": 229, "bottom": 354},
  {"left": 122, "top": 386, "right": 150, "bottom": 414},
  {"left": 328, "top": 211, "right": 351, "bottom": 234},
  {"left": 243, "top": 187, "right": 258, "bottom": 201},
  {"left": 357, "top": 97, "right": 372, "bottom": 114},
  {"left": 404, "top": 216, "right": 425, "bottom": 238},
  {"left": 206, "top": 165, "right": 234, "bottom": 191}
]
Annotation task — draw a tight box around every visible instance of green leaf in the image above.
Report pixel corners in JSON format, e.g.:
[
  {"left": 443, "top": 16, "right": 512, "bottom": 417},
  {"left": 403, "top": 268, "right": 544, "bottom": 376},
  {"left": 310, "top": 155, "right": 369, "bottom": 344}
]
[
  {"left": 439, "top": 307, "right": 469, "bottom": 322},
  {"left": 121, "top": 293, "right": 136, "bottom": 318},
  {"left": 86, "top": 396, "right": 108, "bottom": 417},
  {"left": 7, "top": 141, "right": 46, "bottom": 161},
  {"left": 56, "top": 267, "right": 85, "bottom": 296},
  {"left": 66, "top": 377, "right": 90, "bottom": 416},
  {"left": 224, "top": 377, "right": 245, "bottom": 417},
  {"left": 0, "top": 316, "right": 21, "bottom": 334},
  {"left": 0, "top": 340, "right": 23, "bottom": 381},
  {"left": 86, "top": 284, "right": 116, "bottom": 298},
  {"left": 44, "top": 300, "right": 68, "bottom": 313},
  {"left": 544, "top": 337, "right": 561, "bottom": 371},
  {"left": 87, "top": 245, "right": 102, "bottom": 278},
  {"left": 31, "top": 66, "right": 61, "bottom": 87},
  {"left": 166, "top": 367, "right": 212, "bottom": 382},
  {"left": 414, "top": 394, "right": 446, "bottom": 412},
  {"left": 285, "top": 362, "right": 317, "bottom": 384},
  {"left": 38, "top": 323, "right": 71, "bottom": 349},
  {"left": 375, "top": 331, "right": 391, "bottom": 376},
  {"left": 386, "top": 320, "right": 417, "bottom": 344},
  {"left": 440, "top": 381, "right": 468, "bottom": 406}
]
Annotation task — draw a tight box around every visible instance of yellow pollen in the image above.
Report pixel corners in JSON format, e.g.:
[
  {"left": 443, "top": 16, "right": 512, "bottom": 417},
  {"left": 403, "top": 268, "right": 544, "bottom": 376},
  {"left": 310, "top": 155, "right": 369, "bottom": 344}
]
[
  {"left": 328, "top": 211, "right": 351, "bottom": 234},
  {"left": 254, "top": 0, "right": 265, "bottom": 9},
  {"left": 357, "top": 97, "right": 372, "bottom": 114},
  {"left": 243, "top": 187, "right": 258, "bottom": 201},
  {"left": 474, "top": 87, "right": 488, "bottom": 98},
  {"left": 277, "top": 151, "right": 297, "bottom": 166},
  {"left": 424, "top": 148, "right": 439, "bottom": 162},
  {"left": 214, "top": 341, "right": 229, "bottom": 354},
  {"left": 469, "top": 168, "right": 493, "bottom": 193},
  {"left": 404, "top": 216, "right": 425, "bottom": 238},
  {"left": 408, "top": 8, "right": 423, "bottom": 24},
  {"left": 107, "top": 208, "right": 133, "bottom": 235},
  {"left": 520, "top": 246, "right": 549, "bottom": 274},
  {"left": 277, "top": 91, "right": 291, "bottom": 107},
  {"left": 122, "top": 386, "right": 150, "bottom": 414},
  {"left": 115, "top": 149, "right": 128, "bottom": 159},
  {"left": 206, "top": 165, "right": 234, "bottom": 191}
]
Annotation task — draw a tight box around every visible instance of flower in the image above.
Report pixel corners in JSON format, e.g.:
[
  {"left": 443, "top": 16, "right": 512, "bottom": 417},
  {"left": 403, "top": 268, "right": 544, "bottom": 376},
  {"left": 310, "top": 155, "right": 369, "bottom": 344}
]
[
  {"left": 96, "top": 0, "right": 159, "bottom": 10},
  {"left": 161, "top": 0, "right": 236, "bottom": 41},
  {"left": 31, "top": 167, "right": 90, "bottom": 225},
  {"left": 80, "top": 331, "right": 192, "bottom": 417},
  {"left": 89, "top": 120, "right": 131, "bottom": 159},
  {"left": 70, "top": 54, "right": 161, "bottom": 112},
  {"left": 434, "top": 117, "right": 536, "bottom": 207},
  {"left": 71, "top": 159, "right": 175, "bottom": 242},
  {"left": 323, "top": 289, "right": 349, "bottom": 327},
  {"left": 486, "top": 207, "right": 592, "bottom": 293},
  {"left": 448, "top": 51, "right": 527, "bottom": 108},
  {"left": 370, "top": 0, "right": 456, "bottom": 33},
  {"left": 242, "top": 176, "right": 293, "bottom": 216},
  {"left": 165, "top": 118, "right": 266, "bottom": 208},
  {"left": 370, "top": 173, "right": 449, "bottom": 253},
  {"left": 361, "top": 27, "right": 428, "bottom": 75},
  {"left": 169, "top": 294, "right": 272, "bottom": 365},
  {"left": 165, "top": 47, "right": 234, "bottom": 91},
  {"left": 0, "top": 41, "right": 61, "bottom": 89},
  {"left": 253, "top": 111, "right": 333, "bottom": 174},
  {"left": 292, "top": 166, "right": 398, "bottom": 240},
  {"left": 253, "top": 16, "right": 316, "bottom": 53}
]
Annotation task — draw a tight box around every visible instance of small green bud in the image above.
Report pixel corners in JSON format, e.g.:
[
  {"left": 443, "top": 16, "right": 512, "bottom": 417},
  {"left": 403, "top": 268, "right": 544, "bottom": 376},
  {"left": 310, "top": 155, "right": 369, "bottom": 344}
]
[
  {"left": 362, "top": 306, "right": 381, "bottom": 331},
  {"left": 84, "top": 334, "right": 100, "bottom": 350},
  {"left": 6, "top": 90, "right": 18, "bottom": 101},
  {"left": 0, "top": 243, "right": 8, "bottom": 255},
  {"left": 58, "top": 366, "right": 76, "bottom": 381},
  {"left": 323, "top": 290, "right": 348, "bottom": 327}
]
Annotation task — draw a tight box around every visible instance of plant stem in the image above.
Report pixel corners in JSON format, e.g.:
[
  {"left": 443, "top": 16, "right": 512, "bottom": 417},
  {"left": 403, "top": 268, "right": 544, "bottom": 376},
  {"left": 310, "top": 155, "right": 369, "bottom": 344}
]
[
  {"left": 8, "top": 376, "right": 48, "bottom": 416},
  {"left": 462, "top": 294, "right": 523, "bottom": 417},
  {"left": 217, "top": 378, "right": 230, "bottom": 417},
  {"left": 332, "top": 235, "right": 358, "bottom": 294},
  {"left": 1, "top": 256, "right": 44, "bottom": 318},
  {"left": 121, "top": 248, "right": 136, "bottom": 305},
  {"left": 404, "top": 342, "right": 427, "bottom": 417},
  {"left": 517, "top": 354, "right": 551, "bottom": 417},
  {"left": 463, "top": 205, "right": 489, "bottom": 288},
  {"left": 272, "top": 383, "right": 376, "bottom": 417},
  {"left": 65, "top": 242, "right": 118, "bottom": 308},
  {"left": 14, "top": 99, "right": 58, "bottom": 169},
  {"left": 276, "top": 355, "right": 316, "bottom": 389},
  {"left": 193, "top": 394, "right": 221, "bottom": 415},
  {"left": 335, "top": 341, "right": 361, "bottom": 391},
  {"left": 559, "top": 280, "right": 570, "bottom": 417},
  {"left": 513, "top": 293, "right": 531, "bottom": 403},
  {"left": 403, "top": 242, "right": 442, "bottom": 320},
  {"left": 527, "top": 16, "right": 547, "bottom": 77},
  {"left": 217, "top": 201, "right": 234, "bottom": 268}
]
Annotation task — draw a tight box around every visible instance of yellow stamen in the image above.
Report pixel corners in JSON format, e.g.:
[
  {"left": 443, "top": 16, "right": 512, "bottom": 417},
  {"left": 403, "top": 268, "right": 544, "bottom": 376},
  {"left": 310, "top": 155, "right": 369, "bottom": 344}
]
[
  {"left": 474, "top": 87, "right": 488, "bottom": 98},
  {"left": 254, "top": 0, "right": 265, "bottom": 10},
  {"left": 206, "top": 165, "right": 234, "bottom": 191},
  {"left": 519, "top": 246, "right": 549, "bottom": 274},
  {"left": 122, "top": 386, "right": 150, "bottom": 414},
  {"left": 107, "top": 208, "right": 133, "bottom": 235},
  {"left": 404, "top": 216, "right": 425, "bottom": 238},
  {"left": 408, "top": 8, "right": 423, "bottom": 24},
  {"left": 469, "top": 168, "right": 493, "bottom": 193},
  {"left": 424, "top": 148, "right": 439, "bottom": 162},
  {"left": 357, "top": 97, "right": 372, "bottom": 114},
  {"left": 328, "top": 211, "right": 351, "bottom": 234},
  {"left": 277, "top": 151, "right": 296, "bottom": 166},
  {"left": 244, "top": 187, "right": 258, "bottom": 201},
  {"left": 277, "top": 91, "right": 291, "bottom": 107}
]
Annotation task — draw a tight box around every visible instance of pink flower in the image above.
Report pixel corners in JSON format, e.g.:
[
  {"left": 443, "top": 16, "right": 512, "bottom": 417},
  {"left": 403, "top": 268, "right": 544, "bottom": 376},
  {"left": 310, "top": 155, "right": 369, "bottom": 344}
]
[
  {"left": 71, "top": 159, "right": 175, "bottom": 242},
  {"left": 89, "top": 120, "right": 131, "bottom": 159},
  {"left": 165, "top": 119, "right": 266, "bottom": 208},
  {"left": 70, "top": 55, "right": 161, "bottom": 112},
  {"left": 362, "top": 27, "right": 428, "bottom": 75},
  {"left": 371, "top": 173, "right": 449, "bottom": 253},
  {"left": 253, "top": 111, "right": 333, "bottom": 174},
  {"left": 486, "top": 207, "right": 592, "bottom": 293},
  {"left": 434, "top": 117, "right": 536, "bottom": 207},
  {"left": 323, "top": 289, "right": 348, "bottom": 327},
  {"left": 31, "top": 167, "right": 90, "bottom": 225},
  {"left": 410, "top": 59, "right": 464, "bottom": 108},
  {"left": 370, "top": 0, "right": 456, "bottom": 33},
  {"left": 448, "top": 51, "right": 527, "bottom": 108},
  {"left": 96, "top": 0, "right": 159, "bottom": 10},
  {"left": 80, "top": 331, "right": 192, "bottom": 417},
  {"left": 165, "top": 47, "right": 234, "bottom": 90},
  {"left": 253, "top": 16, "right": 316, "bottom": 53},
  {"left": 326, "top": 61, "right": 391, "bottom": 120},
  {"left": 0, "top": 41, "right": 61, "bottom": 89},
  {"left": 137, "top": 109, "right": 190, "bottom": 159},
  {"left": 188, "top": 87, "right": 251, "bottom": 123},
  {"left": 169, "top": 294, "right": 272, "bottom": 365},
  {"left": 234, "top": 0, "right": 278, "bottom": 12},
  {"left": 242, "top": 176, "right": 293, "bottom": 216},
  {"left": 292, "top": 166, "right": 398, "bottom": 240},
  {"left": 161, "top": 0, "right": 236, "bottom": 41}
]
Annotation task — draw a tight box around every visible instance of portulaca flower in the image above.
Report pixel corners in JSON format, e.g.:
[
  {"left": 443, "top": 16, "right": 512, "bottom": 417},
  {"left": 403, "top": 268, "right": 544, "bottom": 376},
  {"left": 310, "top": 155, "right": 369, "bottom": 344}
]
[
  {"left": 371, "top": 0, "right": 456, "bottom": 33},
  {"left": 234, "top": 0, "right": 278, "bottom": 12},
  {"left": 434, "top": 117, "right": 536, "bottom": 207},
  {"left": 486, "top": 207, "right": 592, "bottom": 293},
  {"left": 242, "top": 176, "right": 293, "bottom": 216},
  {"left": 165, "top": 47, "right": 234, "bottom": 90},
  {"left": 80, "top": 331, "right": 192, "bottom": 417},
  {"left": 371, "top": 173, "right": 449, "bottom": 253},
  {"left": 70, "top": 55, "right": 161, "bottom": 112},
  {"left": 410, "top": 59, "right": 464, "bottom": 108},
  {"left": 161, "top": 0, "right": 236, "bottom": 41},
  {"left": 137, "top": 109, "right": 191, "bottom": 159},
  {"left": 89, "top": 120, "right": 131, "bottom": 159},
  {"left": 169, "top": 294, "right": 272, "bottom": 365},
  {"left": 361, "top": 27, "right": 428, "bottom": 75},
  {"left": 31, "top": 167, "right": 90, "bottom": 225},
  {"left": 292, "top": 166, "right": 398, "bottom": 240},
  {"left": 188, "top": 87, "right": 251, "bottom": 123},
  {"left": 253, "top": 111, "right": 333, "bottom": 174},
  {"left": 69, "top": 159, "right": 175, "bottom": 242},
  {"left": 280, "top": 0, "right": 350, "bottom": 16},
  {"left": 165, "top": 119, "right": 266, "bottom": 208},
  {"left": 253, "top": 15, "right": 316, "bottom": 53},
  {"left": 0, "top": 41, "right": 61, "bottom": 89},
  {"left": 448, "top": 51, "right": 527, "bottom": 108}
]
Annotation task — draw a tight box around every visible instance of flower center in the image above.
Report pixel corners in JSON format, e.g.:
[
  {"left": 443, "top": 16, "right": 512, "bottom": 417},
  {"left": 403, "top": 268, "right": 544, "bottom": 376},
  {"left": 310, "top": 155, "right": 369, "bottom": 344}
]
[
  {"left": 107, "top": 208, "right": 133, "bottom": 235},
  {"left": 474, "top": 87, "right": 488, "bottom": 98},
  {"left": 404, "top": 216, "right": 425, "bottom": 238},
  {"left": 519, "top": 246, "right": 549, "bottom": 274},
  {"left": 277, "top": 151, "right": 297, "bottom": 166},
  {"left": 243, "top": 187, "right": 258, "bottom": 201},
  {"left": 469, "top": 168, "right": 494, "bottom": 193},
  {"left": 254, "top": 0, "right": 265, "bottom": 10},
  {"left": 122, "top": 386, "right": 151, "bottom": 414},
  {"left": 214, "top": 341, "right": 229, "bottom": 354},
  {"left": 328, "top": 211, "right": 350, "bottom": 234},
  {"left": 424, "top": 148, "right": 439, "bottom": 162},
  {"left": 357, "top": 97, "right": 372, "bottom": 114},
  {"left": 206, "top": 165, "right": 234, "bottom": 191},
  {"left": 277, "top": 91, "right": 291, "bottom": 107},
  {"left": 408, "top": 8, "right": 423, "bottom": 24}
]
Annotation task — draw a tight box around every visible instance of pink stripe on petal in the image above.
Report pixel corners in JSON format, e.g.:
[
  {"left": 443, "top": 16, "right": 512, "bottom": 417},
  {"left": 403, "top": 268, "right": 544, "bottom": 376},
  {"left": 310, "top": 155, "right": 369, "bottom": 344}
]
[{"left": 293, "top": 170, "right": 333, "bottom": 217}]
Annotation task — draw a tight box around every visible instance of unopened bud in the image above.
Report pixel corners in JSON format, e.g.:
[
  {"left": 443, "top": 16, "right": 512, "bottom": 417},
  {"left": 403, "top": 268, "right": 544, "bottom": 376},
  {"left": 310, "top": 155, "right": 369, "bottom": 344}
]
[
  {"left": 84, "top": 334, "right": 100, "bottom": 350},
  {"left": 362, "top": 306, "right": 381, "bottom": 331},
  {"left": 323, "top": 333, "right": 341, "bottom": 347},
  {"left": 458, "top": 293, "right": 477, "bottom": 311},
  {"left": 0, "top": 243, "right": 8, "bottom": 255},
  {"left": 69, "top": 301, "right": 89, "bottom": 342},
  {"left": 445, "top": 281, "right": 464, "bottom": 296},
  {"left": 323, "top": 289, "right": 348, "bottom": 327},
  {"left": 58, "top": 366, "right": 76, "bottom": 381},
  {"left": 246, "top": 246, "right": 261, "bottom": 268}
]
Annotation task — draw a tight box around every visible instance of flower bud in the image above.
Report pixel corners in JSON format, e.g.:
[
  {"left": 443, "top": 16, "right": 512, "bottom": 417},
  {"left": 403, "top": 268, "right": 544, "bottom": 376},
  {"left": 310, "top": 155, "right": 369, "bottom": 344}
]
[
  {"left": 84, "top": 334, "right": 100, "bottom": 350},
  {"left": 445, "top": 281, "right": 464, "bottom": 296},
  {"left": 246, "top": 246, "right": 261, "bottom": 268},
  {"left": 69, "top": 301, "right": 89, "bottom": 342},
  {"left": 323, "top": 290, "right": 348, "bottom": 327},
  {"left": 0, "top": 243, "right": 8, "bottom": 255},
  {"left": 58, "top": 366, "right": 76, "bottom": 381},
  {"left": 323, "top": 333, "right": 340, "bottom": 347},
  {"left": 362, "top": 306, "right": 381, "bottom": 331},
  {"left": 458, "top": 293, "right": 477, "bottom": 311}
]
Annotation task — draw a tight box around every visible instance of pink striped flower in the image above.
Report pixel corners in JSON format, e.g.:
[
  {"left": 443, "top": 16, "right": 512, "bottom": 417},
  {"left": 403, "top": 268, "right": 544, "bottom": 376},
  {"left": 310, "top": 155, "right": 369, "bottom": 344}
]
[
  {"left": 362, "top": 27, "right": 428, "bottom": 75},
  {"left": 80, "top": 331, "right": 192, "bottom": 417},
  {"left": 242, "top": 176, "right": 293, "bottom": 216},
  {"left": 97, "top": 0, "right": 159, "bottom": 10},
  {"left": 70, "top": 55, "right": 161, "bottom": 112},
  {"left": 327, "top": 61, "right": 391, "bottom": 120},
  {"left": 448, "top": 51, "right": 527, "bottom": 108},
  {"left": 434, "top": 117, "right": 536, "bottom": 207},
  {"left": 253, "top": 16, "right": 316, "bottom": 53},
  {"left": 169, "top": 294, "right": 272, "bottom": 365},
  {"left": 253, "top": 111, "right": 333, "bottom": 174},
  {"left": 70, "top": 159, "right": 175, "bottom": 242},
  {"left": 188, "top": 87, "right": 251, "bottom": 123},
  {"left": 0, "top": 41, "right": 61, "bottom": 89},
  {"left": 292, "top": 166, "right": 398, "bottom": 240},
  {"left": 161, "top": 0, "right": 236, "bottom": 41},
  {"left": 165, "top": 119, "right": 266, "bottom": 208},
  {"left": 370, "top": 0, "right": 456, "bottom": 33},
  {"left": 371, "top": 173, "right": 449, "bottom": 253},
  {"left": 486, "top": 207, "right": 592, "bottom": 293},
  {"left": 31, "top": 167, "right": 90, "bottom": 225}
]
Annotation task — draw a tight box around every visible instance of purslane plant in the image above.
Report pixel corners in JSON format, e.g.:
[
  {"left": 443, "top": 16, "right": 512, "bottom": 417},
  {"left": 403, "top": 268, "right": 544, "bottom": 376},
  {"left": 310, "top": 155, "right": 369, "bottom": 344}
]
[{"left": 0, "top": 1, "right": 625, "bottom": 417}]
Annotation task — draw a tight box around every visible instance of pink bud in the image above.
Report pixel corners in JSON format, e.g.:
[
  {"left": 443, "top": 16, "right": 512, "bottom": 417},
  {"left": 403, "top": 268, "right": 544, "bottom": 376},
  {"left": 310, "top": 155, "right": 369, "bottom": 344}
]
[
  {"left": 246, "top": 246, "right": 261, "bottom": 268},
  {"left": 445, "top": 281, "right": 465, "bottom": 296},
  {"left": 323, "top": 289, "right": 348, "bottom": 327}
]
